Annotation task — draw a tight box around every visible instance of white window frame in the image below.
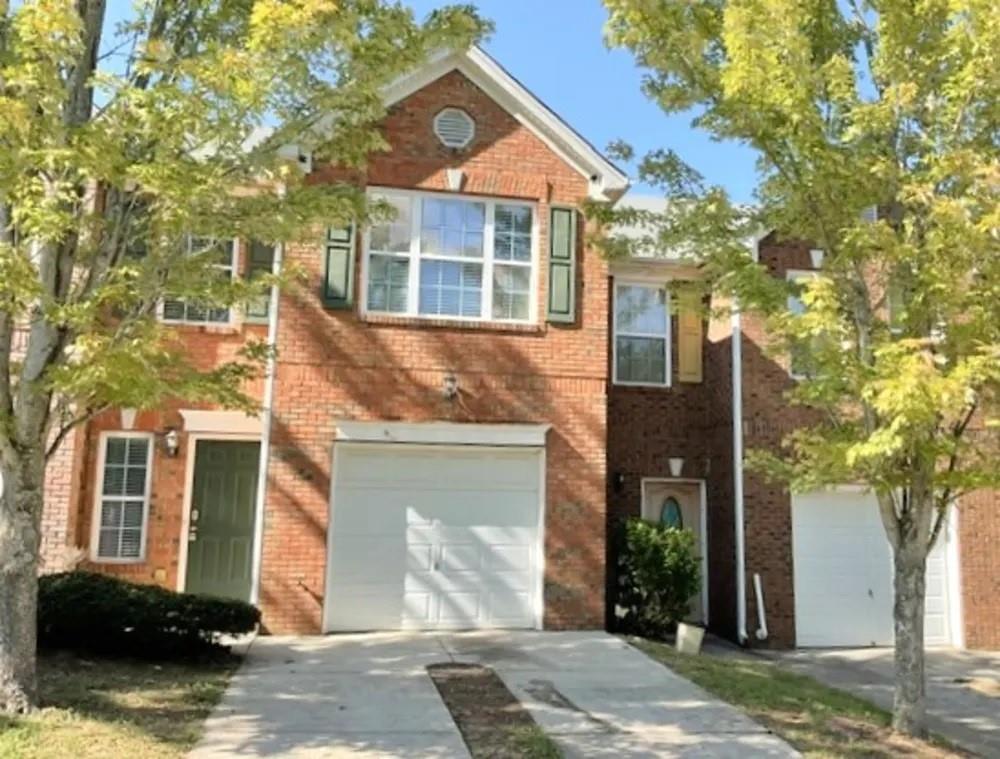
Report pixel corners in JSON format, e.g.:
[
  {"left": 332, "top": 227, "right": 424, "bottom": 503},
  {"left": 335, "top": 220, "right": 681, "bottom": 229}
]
[
  {"left": 360, "top": 188, "right": 539, "bottom": 325},
  {"left": 90, "top": 431, "right": 155, "bottom": 564},
  {"left": 787, "top": 269, "right": 819, "bottom": 380},
  {"left": 160, "top": 237, "right": 240, "bottom": 326},
  {"left": 612, "top": 281, "right": 672, "bottom": 387}
]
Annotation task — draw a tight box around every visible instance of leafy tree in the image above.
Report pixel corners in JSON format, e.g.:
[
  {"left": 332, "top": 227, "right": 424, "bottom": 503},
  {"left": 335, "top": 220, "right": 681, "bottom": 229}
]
[
  {"left": 599, "top": 0, "right": 999, "bottom": 738},
  {"left": 0, "top": 0, "right": 487, "bottom": 713}
]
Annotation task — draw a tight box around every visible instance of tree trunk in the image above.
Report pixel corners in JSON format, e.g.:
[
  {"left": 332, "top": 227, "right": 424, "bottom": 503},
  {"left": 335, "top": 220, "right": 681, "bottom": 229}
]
[
  {"left": 0, "top": 450, "right": 45, "bottom": 714},
  {"left": 892, "top": 546, "right": 928, "bottom": 737}
]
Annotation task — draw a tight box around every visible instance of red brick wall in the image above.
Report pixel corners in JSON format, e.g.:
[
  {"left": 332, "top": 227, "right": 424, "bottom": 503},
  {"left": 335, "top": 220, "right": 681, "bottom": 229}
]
[
  {"left": 258, "top": 70, "right": 608, "bottom": 633},
  {"left": 738, "top": 235, "right": 822, "bottom": 648},
  {"left": 959, "top": 489, "right": 1000, "bottom": 649},
  {"left": 39, "top": 425, "right": 86, "bottom": 573},
  {"left": 605, "top": 286, "right": 713, "bottom": 625},
  {"left": 704, "top": 303, "right": 738, "bottom": 640}
]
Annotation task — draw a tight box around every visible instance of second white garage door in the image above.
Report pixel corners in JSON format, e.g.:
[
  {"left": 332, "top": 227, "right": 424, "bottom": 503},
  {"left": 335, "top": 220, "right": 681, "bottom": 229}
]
[
  {"left": 792, "top": 489, "right": 955, "bottom": 647},
  {"left": 323, "top": 444, "right": 543, "bottom": 632}
]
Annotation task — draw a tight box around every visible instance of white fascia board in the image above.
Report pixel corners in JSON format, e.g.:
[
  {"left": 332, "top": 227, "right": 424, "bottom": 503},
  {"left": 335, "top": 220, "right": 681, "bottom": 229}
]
[
  {"left": 382, "top": 46, "right": 629, "bottom": 202},
  {"left": 335, "top": 420, "right": 550, "bottom": 448}
]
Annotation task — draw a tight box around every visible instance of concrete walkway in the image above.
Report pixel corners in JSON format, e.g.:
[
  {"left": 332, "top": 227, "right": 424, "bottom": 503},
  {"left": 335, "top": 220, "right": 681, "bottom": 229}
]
[
  {"left": 191, "top": 631, "right": 798, "bottom": 758},
  {"left": 763, "top": 647, "right": 1000, "bottom": 757}
]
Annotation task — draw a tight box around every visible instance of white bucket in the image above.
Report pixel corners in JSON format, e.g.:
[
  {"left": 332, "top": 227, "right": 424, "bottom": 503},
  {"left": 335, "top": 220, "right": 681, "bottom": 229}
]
[{"left": 675, "top": 622, "right": 706, "bottom": 655}]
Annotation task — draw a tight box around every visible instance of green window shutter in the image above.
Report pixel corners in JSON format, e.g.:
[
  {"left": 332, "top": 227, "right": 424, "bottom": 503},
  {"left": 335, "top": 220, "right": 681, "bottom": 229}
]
[
  {"left": 322, "top": 225, "right": 355, "bottom": 309},
  {"left": 547, "top": 207, "right": 577, "bottom": 323}
]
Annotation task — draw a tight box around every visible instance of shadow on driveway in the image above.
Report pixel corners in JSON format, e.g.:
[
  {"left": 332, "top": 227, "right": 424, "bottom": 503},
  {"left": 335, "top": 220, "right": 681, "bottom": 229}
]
[{"left": 761, "top": 647, "right": 1000, "bottom": 757}]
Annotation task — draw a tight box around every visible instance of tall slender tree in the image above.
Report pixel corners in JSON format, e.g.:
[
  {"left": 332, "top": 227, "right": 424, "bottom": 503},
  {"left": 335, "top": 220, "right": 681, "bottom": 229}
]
[
  {"left": 599, "top": 0, "right": 999, "bottom": 737},
  {"left": 0, "top": 0, "right": 488, "bottom": 714}
]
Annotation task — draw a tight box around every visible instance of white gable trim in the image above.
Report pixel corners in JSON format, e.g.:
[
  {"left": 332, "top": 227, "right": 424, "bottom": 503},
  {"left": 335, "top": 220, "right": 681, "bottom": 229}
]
[{"left": 383, "top": 47, "right": 629, "bottom": 202}]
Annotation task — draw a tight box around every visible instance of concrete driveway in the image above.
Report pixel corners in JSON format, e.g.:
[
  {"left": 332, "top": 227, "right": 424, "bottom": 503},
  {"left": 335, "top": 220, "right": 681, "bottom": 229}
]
[
  {"left": 190, "top": 631, "right": 797, "bottom": 758},
  {"left": 763, "top": 647, "right": 1000, "bottom": 757}
]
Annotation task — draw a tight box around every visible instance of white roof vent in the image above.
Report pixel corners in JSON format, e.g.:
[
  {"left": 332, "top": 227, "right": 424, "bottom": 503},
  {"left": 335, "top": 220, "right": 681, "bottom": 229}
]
[{"left": 433, "top": 108, "right": 475, "bottom": 149}]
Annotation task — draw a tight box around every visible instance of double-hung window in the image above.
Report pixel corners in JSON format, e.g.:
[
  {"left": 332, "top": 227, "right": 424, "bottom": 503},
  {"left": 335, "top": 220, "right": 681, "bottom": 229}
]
[
  {"left": 162, "top": 237, "right": 237, "bottom": 325},
  {"left": 93, "top": 433, "right": 153, "bottom": 562},
  {"left": 614, "top": 283, "right": 671, "bottom": 385},
  {"left": 245, "top": 240, "right": 276, "bottom": 322},
  {"left": 787, "top": 270, "right": 819, "bottom": 378},
  {"left": 364, "top": 191, "right": 536, "bottom": 323}
]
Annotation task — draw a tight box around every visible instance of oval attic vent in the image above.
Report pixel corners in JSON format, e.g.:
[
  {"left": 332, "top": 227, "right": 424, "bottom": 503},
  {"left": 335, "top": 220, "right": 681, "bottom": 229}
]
[{"left": 434, "top": 108, "right": 475, "bottom": 149}]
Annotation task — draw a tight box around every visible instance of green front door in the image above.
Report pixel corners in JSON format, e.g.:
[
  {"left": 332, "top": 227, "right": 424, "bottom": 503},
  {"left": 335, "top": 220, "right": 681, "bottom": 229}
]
[{"left": 185, "top": 441, "right": 260, "bottom": 601}]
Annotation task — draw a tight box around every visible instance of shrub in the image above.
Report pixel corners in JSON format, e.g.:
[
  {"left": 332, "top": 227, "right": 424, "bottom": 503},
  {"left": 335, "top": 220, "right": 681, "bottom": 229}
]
[
  {"left": 615, "top": 518, "right": 701, "bottom": 638},
  {"left": 38, "top": 571, "right": 261, "bottom": 659}
]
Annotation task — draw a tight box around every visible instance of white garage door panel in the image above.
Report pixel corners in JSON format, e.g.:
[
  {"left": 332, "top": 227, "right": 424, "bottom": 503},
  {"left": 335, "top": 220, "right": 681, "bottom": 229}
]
[
  {"left": 324, "top": 445, "right": 542, "bottom": 632},
  {"left": 792, "top": 490, "right": 953, "bottom": 648}
]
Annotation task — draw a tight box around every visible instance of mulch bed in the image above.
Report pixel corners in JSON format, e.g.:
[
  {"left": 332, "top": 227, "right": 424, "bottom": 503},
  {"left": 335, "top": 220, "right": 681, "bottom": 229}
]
[{"left": 428, "top": 663, "right": 560, "bottom": 758}]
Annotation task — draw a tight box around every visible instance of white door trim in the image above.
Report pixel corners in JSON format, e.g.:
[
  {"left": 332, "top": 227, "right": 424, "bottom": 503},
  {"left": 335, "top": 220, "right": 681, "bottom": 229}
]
[
  {"left": 324, "top": 440, "right": 546, "bottom": 631},
  {"left": 640, "top": 477, "right": 710, "bottom": 625},
  {"left": 176, "top": 432, "right": 261, "bottom": 594},
  {"left": 334, "top": 420, "right": 550, "bottom": 447}
]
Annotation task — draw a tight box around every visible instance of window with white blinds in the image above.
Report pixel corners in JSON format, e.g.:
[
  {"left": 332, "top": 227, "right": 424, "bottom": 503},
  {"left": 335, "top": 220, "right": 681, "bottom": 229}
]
[{"left": 94, "top": 434, "right": 153, "bottom": 562}]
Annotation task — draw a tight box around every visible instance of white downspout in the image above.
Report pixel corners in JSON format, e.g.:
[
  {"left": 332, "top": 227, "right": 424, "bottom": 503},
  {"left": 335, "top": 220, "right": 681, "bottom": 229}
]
[
  {"left": 732, "top": 305, "right": 749, "bottom": 644},
  {"left": 753, "top": 572, "right": 769, "bottom": 640},
  {"left": 249, "top": 240, "right": 282, "bottom": 607}
]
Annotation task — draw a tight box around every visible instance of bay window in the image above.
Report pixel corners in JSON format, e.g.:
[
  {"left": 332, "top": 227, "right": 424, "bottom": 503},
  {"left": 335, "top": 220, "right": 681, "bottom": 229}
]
[{"left": 364, "top": 190, "right": 536, "bottom": 323}]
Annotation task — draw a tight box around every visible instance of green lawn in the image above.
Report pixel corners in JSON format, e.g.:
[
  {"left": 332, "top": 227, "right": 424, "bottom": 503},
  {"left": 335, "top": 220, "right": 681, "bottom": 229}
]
[
  {"left": 0, "top": 652, "right": 237, "bottom": 759},
  {"left": 632, "top": 638, "right": 963, "bottom": 758}
]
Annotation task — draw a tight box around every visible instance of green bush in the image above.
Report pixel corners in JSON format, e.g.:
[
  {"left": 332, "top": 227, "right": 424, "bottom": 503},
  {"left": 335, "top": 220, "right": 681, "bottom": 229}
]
[
  {"left": 38, "top": 571, "right": 260, "bottom": 659},
  {"left": 615, "top": 518, "right": 701, "bottom": 638}
]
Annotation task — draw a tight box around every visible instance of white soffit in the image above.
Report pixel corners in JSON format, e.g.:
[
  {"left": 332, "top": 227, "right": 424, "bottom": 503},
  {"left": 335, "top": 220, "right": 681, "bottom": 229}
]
[
  {"left": 335, "top": 420, "right": 550, "bottom": 448},
  {"left": 382, "top": 46, "right": 629, "bottom": 202},
  {"left": 179, "top": 409, "right": 262, "bottom": 435}
]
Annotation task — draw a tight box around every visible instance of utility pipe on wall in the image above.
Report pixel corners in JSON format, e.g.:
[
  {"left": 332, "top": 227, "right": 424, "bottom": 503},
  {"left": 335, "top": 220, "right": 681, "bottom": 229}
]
[
  {"left": 732, "top": 305, "right": 749, "bottom": 644},
  {"left": 249, "top": 240, "right": 283, "bottom": 607}
]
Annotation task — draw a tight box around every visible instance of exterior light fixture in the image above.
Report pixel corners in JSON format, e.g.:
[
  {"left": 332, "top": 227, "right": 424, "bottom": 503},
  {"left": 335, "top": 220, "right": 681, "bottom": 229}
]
[
  {"left": 668, "top": 457, "right": 684, "bottom": 478},
  {"left": 442, "top": 372, "right": 459, "bottom": 399},
  {"left": 612, "top": 471, "right": 625, "bottom": 494},
  {"left": 163, "top": 427, "right": 180, "bottom": 458}
]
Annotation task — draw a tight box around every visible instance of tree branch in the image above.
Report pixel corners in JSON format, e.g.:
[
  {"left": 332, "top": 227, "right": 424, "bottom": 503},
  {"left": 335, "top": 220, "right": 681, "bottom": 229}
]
[{"left": 45, "top": 407, "right": 100, "bottom": 461}]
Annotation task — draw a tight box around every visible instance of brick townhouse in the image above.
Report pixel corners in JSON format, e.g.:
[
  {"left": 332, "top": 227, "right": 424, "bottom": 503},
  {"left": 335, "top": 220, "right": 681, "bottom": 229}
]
[
  {"left": 606, "top": 224, "right": 1000, "bottom": 650},
  {"left": 38, "top": 45, "right": 998, "bottom": 650}
]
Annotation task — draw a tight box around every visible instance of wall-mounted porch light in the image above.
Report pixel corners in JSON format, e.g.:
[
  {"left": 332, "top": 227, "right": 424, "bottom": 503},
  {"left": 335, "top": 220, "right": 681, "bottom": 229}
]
[
  {"left": 442, "top": 372, "right": 459, "bottom": 400},
  {"left": 162, "top": 427, "right": 180, "bottom": 458},
  {"left": 612, "top": 471, "right": 625, "bottom": 494}
]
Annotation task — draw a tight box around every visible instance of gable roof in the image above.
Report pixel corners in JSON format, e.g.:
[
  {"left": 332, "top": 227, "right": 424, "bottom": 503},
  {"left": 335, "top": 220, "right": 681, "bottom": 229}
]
[{"left": 382, "top": 46, "right": 630, "bottom": 202}]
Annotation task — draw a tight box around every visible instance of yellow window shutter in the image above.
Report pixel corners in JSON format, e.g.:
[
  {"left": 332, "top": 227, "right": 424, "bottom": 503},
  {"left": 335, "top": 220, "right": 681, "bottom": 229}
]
[{"left": 677, "top": 288, "right": 703, "bottom": 383}]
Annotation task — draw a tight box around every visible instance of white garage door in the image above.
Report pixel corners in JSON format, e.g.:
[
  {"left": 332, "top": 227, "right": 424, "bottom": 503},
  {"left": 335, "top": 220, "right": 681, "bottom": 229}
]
[
  {"left": 323, "top": 444, "right": 542, "bottom": 632},
  {"left": 792, "top": 490, "right": 954, "bottom": 647}
]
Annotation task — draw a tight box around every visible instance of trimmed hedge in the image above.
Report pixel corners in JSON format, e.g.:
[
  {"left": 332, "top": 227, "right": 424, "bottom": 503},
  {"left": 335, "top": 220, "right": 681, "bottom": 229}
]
[
  {"left": 38, "top": 571, "right": 260, "bottom": 659},
  {"left": 615, "top": 518, "right": 701, "bottom": 638}
]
